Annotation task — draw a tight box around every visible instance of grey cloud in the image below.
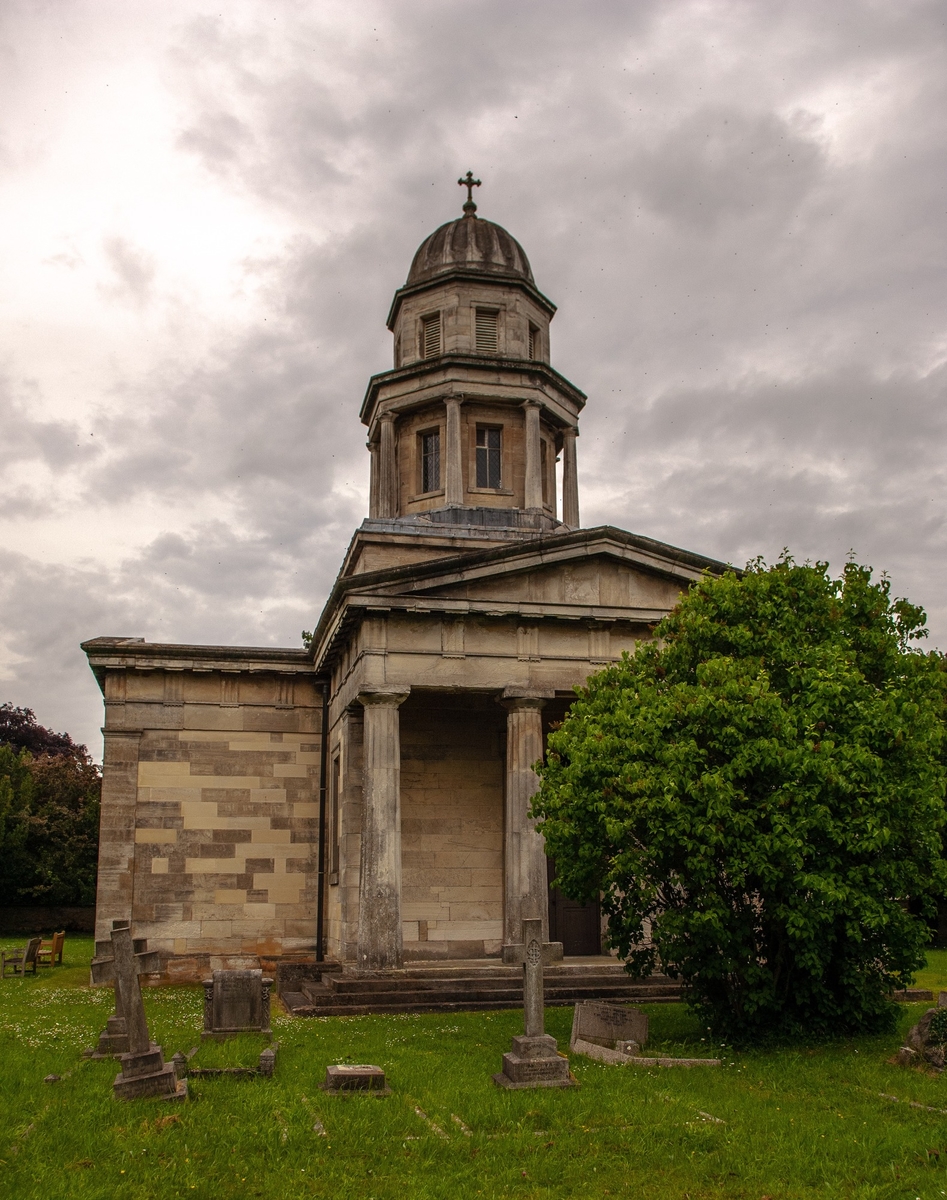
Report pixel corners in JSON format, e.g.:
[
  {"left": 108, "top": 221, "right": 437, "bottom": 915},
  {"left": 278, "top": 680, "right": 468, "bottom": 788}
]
[
  {"left": 4, "top": 0, "right": 947, "bottom": 751},
  {"left": 100, "top": 236, "right": 157, "bottom": 306}
]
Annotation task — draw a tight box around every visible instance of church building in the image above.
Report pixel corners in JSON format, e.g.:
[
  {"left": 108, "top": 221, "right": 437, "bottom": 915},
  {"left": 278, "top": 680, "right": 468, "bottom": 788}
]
[{"left": 82, "top": 180, "right": 728, "bottom": 982}]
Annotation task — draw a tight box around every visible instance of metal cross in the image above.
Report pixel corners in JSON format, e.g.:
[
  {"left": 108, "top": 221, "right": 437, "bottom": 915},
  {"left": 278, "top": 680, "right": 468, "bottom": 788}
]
[
  {"left": 90, "top": 921, "right": 160, "bottom": 1057},
  {"left": 458, "top": 171, "right": 481, "bottom": 211},
  {"left": 501, "top": 917, "right": 563, "bottom": 1038}
]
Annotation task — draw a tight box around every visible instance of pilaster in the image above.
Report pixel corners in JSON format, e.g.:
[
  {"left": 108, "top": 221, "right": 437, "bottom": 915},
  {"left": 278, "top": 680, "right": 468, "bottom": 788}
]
[
  {"left": 94, "top": 718, "right": 142, "bottom": 942},
  {"left": 444, "top": 395, "right": 464, "bottom": 506},
  {"left": 524, "top": 400, "right": 542, "bottom": 511},
  {"left": 562, "top": 426, "right": 580, "bottom": 528}
]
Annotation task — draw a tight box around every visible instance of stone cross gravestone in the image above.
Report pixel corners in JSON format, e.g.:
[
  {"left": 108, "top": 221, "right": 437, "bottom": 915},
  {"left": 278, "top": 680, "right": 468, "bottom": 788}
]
[
  {"left": 86, "top": 919, "right": 159, "bottom": 1058},
  {"left": 570, "top": 1000, "right": 649, "bottom": 1064},
  {"left": 493, "top": 917, "right": 575, "bottom": 1089},
  {"left": 90, "top": 923, "right": 184, "bottom": 1100},
  {"left": 202, "top": 969, "right": 273, "bottom": 1040}
]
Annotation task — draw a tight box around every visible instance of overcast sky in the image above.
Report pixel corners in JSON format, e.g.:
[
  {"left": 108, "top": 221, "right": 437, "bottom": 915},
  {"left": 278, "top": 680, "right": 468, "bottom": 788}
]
[{"left": 1, "top": 0, "right": 945, "bottom": 756}]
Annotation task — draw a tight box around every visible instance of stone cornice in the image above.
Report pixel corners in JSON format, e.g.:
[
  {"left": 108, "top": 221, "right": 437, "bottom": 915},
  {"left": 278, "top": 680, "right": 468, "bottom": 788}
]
[
  {"left": 359, "top": 355, "right": 587, "bottom": 426},
  {"left": 80, "top": 637, "right": 318, "bottom": 694}
]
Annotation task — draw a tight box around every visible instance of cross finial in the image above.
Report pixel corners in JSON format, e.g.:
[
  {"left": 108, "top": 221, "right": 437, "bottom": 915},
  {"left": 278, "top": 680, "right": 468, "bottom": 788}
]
[{"left": 458, "top": 171, "right": 481, "bottom": 215}]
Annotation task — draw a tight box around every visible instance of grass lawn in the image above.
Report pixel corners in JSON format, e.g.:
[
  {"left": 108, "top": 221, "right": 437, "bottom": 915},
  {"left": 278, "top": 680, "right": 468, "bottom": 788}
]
[{"left": 2, "top": 937, "right": 947, "bottom": 1199}]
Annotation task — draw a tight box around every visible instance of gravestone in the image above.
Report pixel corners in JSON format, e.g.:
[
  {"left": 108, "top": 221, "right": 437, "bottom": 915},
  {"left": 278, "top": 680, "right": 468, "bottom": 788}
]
[
  {"left": 202, "top": 969, "right": 273, "bottom": 1040},
  {"left": 323, "top": 1064, "right": 390, "bottom": 1095},
  {"left": 570, "top": 1000, "right": 649, "bottom": 1064},
  {"left": 493, "top": 917, "right": 575, "bottom": 1089},
  {"left": 90, "top": 923, "right": 185, "bottom": 1100},
  {"left": 85, "top": 919, "right": 159, "bottom": 1059},
  {"left": 897, "top": 999, "right": 947, "bottom": 1071}
]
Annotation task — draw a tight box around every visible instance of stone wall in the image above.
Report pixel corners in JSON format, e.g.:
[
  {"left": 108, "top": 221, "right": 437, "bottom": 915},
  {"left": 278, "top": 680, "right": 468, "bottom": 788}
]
[
  {"left": 399, "top": 693, "right": 505, "bottom": 959},
  {"left": 83, "top": 646, "right": 323, "bottom": 982},
  {"left": 133, "top": 727, "right": 321, "bottom": 980}
]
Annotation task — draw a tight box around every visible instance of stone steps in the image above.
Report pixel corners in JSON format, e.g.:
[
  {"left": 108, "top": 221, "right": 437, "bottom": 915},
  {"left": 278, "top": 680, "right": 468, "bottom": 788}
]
[{"left": 278, "top": 958, "right": 681, "bottom": 1017}]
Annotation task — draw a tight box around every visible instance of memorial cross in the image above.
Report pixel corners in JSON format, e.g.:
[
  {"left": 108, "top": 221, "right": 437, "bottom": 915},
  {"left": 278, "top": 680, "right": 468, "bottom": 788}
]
[
  {"left": 457, "top": 170, "right": 481, "bottom": 212},
  {"left": 90, "top": 921, "right": 160, "bottom": 1056},
  {"left": 501, "top": 917, "right": 562, "bottom": 1038}
]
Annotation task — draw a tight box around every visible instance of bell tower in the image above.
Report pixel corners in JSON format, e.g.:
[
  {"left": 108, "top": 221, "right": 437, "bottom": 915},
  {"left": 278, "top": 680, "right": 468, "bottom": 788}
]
[{"left": 361, "top": 176, "right": 584, "bottom": 534}]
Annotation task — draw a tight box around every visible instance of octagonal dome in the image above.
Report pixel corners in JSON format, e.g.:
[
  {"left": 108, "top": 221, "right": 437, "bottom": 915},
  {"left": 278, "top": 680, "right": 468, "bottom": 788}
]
[{"left": 407, "top": 214, "right": 535, "bottom": 286}]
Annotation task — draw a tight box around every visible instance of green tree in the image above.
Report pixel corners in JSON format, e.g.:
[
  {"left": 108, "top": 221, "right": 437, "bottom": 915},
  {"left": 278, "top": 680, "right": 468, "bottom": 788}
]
[
  {"left": 534, "top": 557, "right": 947, "bottom": 1042},
  {"left": 0, "top": 707, "right": 101, "bottom": 907}
]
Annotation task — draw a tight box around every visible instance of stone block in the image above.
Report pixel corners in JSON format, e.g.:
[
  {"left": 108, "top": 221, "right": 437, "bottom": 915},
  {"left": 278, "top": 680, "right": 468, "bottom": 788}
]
[{"left": 323, "top": 1064, "right": 390, "bottom": 1095}]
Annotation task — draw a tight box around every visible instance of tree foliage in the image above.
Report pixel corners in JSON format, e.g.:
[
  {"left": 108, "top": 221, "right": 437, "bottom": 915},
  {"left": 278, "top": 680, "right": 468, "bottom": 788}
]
[
  {"left": 534, "top": 557, "right": 947, "bottom": 1043},
  {"left": 0, "top": 706, "right": 101, "bottom": 907}
]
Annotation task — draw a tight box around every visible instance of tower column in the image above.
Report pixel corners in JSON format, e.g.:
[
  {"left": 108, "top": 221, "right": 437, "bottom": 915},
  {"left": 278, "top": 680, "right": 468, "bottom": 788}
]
[
  {"left": 562, "top": 426, "right": 580, "bottom": 528},
  {"left": 356, "top": 686, "right": 410, "bottom": 971},
  {"left": 501, "top": 689, "right": 553, "bottom": 944},
  {"left": 524, "top": 400, "right": 543, "bottom": 510},
  {"left": 378, "top": 413, "right": 397, "bottom": 518},
  {"left": 444, "top": 395, "right": 464, "bottom": 506},
  {"left": 368, "top": 441, "right": 380, "bottom": 517}
]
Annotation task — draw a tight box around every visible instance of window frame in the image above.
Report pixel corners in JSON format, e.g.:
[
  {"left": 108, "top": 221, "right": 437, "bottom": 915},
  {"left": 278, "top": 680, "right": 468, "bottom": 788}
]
[
  {"left": 417, "top": 425, "right": 442, "bottom": 496},
  {"left": 474, "top": 424, "right": 503, "bottom": 490},
  {"left": 418, "top": 311, "right": 442, "bottom": 359},
  {"left": 474, "top": 307, "right": 500, "bottom": 355}
]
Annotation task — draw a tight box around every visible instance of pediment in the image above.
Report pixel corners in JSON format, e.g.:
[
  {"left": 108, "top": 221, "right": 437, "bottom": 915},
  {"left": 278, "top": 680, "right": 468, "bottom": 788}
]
[{"left": 342, "top": 526, "right": 729, "bottom": 615}]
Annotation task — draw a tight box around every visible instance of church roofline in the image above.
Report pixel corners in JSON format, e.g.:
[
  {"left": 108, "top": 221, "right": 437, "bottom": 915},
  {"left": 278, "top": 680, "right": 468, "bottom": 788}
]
[
  {"left": 386, "top": 268, "right": 557, "bottom": 330},
  {"left": 309, "top": 523, "right": 735, "bottom": 672},
  {"left": 360, "top": 354, "right": 587, "bottom": 425}
]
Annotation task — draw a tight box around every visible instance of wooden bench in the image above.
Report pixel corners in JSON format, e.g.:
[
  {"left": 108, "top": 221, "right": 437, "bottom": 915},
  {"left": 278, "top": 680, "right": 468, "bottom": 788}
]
[
  {"left": 1, "top": 936, "right": 42, "bottom": 977},
  {"left": 37, "top": 931, "right": 65, "bottom": 967}
]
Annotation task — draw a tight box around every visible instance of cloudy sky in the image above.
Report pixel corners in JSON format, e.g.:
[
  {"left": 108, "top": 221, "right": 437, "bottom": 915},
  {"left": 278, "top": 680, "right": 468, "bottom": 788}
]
[{"left": 1, "top": 0, "right": 945, "bottom": 756}]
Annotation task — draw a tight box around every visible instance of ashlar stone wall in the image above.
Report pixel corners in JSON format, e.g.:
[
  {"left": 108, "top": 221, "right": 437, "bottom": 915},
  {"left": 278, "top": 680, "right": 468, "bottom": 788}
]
[
  {"left": 399, "top": 694, "right": 505, "bottom": 959},
  {"left": 134, "top": 728, "right": 321, "bottom": 979}
]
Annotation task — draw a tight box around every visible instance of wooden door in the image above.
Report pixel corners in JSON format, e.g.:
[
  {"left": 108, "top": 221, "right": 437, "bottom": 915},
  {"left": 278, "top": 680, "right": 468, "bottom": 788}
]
[{"left": 547, "top": 859, "right": 601, "bottom": 956}]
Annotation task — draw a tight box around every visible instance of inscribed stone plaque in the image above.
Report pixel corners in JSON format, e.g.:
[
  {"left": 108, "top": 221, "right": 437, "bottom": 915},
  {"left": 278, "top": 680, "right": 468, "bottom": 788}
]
[
  {"left": 571, "top": 1001, "right": 648, "bottom": 1050},
  {"left": 204, "top": 969, "right": 270, "bottom": 1037}
]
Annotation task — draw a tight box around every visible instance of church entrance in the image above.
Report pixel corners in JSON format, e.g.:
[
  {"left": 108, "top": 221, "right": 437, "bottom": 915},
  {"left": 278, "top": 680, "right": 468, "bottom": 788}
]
[{"left": 547, "top": 858, "right": 602, "bottom": 956}]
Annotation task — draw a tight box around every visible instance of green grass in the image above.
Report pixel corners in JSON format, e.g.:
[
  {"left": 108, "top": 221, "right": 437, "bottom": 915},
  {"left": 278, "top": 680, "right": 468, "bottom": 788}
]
[{"left": 2, "top": 935, "right": 947, "bottom": 1199}]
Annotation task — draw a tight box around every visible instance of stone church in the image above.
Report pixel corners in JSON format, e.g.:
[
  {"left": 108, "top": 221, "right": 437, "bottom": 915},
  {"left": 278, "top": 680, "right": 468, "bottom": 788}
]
[{"left": 83, "top": 182, "right": 727, "bottom": 982}]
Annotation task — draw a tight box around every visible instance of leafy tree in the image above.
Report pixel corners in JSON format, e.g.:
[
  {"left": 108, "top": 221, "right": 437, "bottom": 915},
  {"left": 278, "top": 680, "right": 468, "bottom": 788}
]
[
  {"left": 0, "top": 706, "right": 101, "bottom": 907},
  {"left": 0, "top": 703, "right": 79, "bottom": 757},
  {"left": 534, "top": 557, "right": 947, "bottom": 1043}
]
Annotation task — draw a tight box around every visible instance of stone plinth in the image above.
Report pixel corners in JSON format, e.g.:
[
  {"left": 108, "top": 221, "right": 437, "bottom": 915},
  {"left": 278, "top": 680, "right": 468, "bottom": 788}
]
[
  {"left": 323, "top": 1064, "right": 390, "bottom": 1095},
  {"left": 494, "top": 1034, "right": 574, "bottom": 1089},
  {"left": 113, "top": 1043, "right": 186, "bottom": 1101}
]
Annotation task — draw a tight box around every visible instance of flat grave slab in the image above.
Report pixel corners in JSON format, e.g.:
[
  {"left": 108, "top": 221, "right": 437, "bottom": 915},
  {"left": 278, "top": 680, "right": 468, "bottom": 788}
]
[{"left": 323, "top": 1064, "right": 390, "bottom": 1095}]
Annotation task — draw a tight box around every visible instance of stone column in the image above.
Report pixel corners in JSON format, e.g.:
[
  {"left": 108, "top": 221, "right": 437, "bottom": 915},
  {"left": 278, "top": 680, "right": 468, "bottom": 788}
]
[
  {"left": 562, "top": 426, "right": 580, "bottom": 528},
  {"left": 501, "top": 688, "right": 554, "bottom": 945},
  {"left": 524, "top": 401, "right": 543, "bottom": 510},
  {"left": 94, "top": 722, "right": 142, "bottom": 942},
  {"left": 444, "top": 395, "right": 464, "bottom": 506},
  {"left": 356, "top": 687, "right": 410, "bottom": 971},
  {"left": 368, "top": 441, "right": 379, "bottom": 518},
  {"left": 378, "top": 412, "right": 397, "bottom": 518}
]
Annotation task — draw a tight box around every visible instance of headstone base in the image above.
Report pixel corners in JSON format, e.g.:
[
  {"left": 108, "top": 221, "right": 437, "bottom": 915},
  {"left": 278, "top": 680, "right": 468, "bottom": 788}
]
[
  {"left": 322, "top": 1064, "right": 390, "bottom": 1095},
  {"left": 113, "top": 1043, "right": 186, "bottom": 1101},
  {"left": 84, "top": 1015, "right": 130, "bottom": 1059},
  {"left": 493, "top": 1035, "right": 576, "bottom": 1090}
]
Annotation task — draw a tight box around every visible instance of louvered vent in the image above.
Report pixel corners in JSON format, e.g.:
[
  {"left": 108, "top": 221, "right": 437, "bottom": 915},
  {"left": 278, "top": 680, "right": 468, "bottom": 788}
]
[
  {"left": 420, "top": 313, "right": 441, "bottom": 358},
  {"left": 475, "top": 309, "right": 499, "bottom": 353},
  {"left": 528, "top": 324, "right": 538, "bottom": 359}
]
